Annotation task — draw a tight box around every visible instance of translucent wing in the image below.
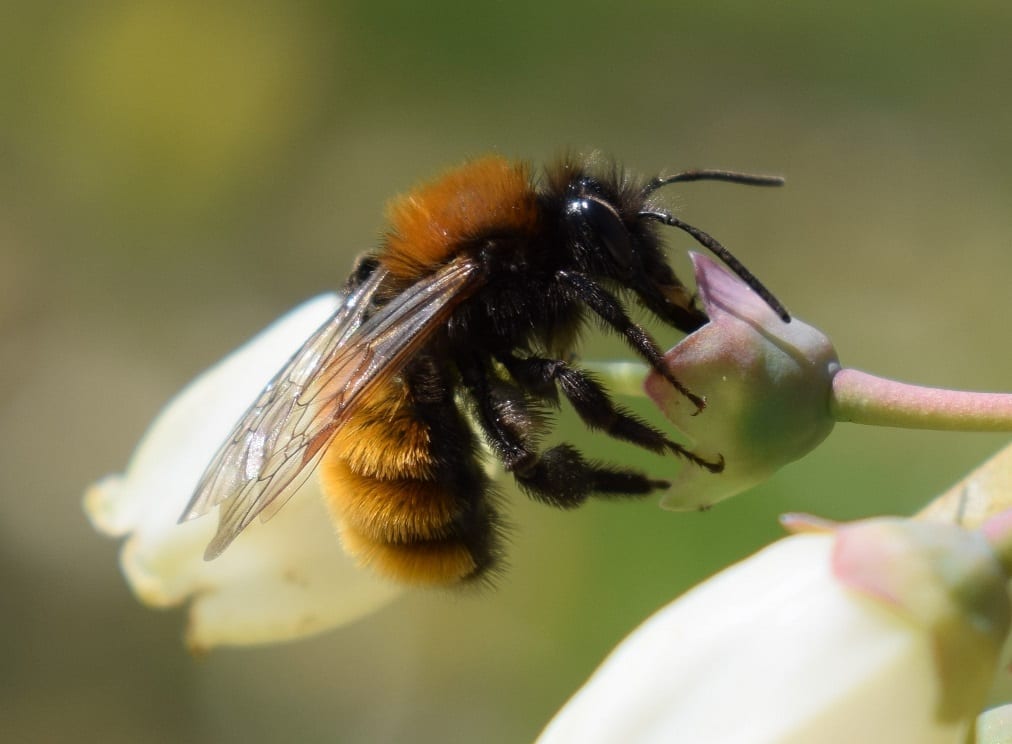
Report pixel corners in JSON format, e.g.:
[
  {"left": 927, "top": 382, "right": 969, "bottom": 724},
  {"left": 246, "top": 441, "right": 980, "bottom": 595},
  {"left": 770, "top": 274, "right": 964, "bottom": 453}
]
[{"left": 181, "top": 257, "right": 482, "bottom": 559}]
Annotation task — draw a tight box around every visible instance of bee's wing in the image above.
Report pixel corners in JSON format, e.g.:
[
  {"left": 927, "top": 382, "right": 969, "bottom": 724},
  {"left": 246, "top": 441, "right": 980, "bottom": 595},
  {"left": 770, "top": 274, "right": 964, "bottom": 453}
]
[
  {"left": 180, "top": 257, "right": 482, "bottom": 559},
  {"left": 179, "top": 267, "right": 387, "bottom": 526}
]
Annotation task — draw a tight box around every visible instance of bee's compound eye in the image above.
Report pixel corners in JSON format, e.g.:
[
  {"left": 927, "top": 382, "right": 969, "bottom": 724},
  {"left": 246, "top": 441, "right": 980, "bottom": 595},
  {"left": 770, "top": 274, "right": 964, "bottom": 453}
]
[{"left": 565, "top": 197, "right": 633, "bottom": 272}]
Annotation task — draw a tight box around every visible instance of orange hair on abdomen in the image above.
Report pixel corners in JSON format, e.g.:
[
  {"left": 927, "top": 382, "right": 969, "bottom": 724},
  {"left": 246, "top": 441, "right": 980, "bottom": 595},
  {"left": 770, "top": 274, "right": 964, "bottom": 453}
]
[
  {"left": 380, "top": 156, "right": 539, "bottom": 280},
  {"left": 319, "top": 377, "right": 495, "bottom": 586}
]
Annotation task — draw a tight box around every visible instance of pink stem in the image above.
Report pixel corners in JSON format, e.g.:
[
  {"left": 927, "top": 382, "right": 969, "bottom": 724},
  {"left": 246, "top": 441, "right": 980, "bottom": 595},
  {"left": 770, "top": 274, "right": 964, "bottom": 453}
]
[{"left": 830, "top": 368, "right": 1012, "bottom": 432}]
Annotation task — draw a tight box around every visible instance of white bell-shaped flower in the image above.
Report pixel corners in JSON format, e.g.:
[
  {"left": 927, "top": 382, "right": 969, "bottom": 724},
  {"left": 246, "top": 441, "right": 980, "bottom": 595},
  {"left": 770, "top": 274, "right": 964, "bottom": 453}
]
[
  {"left": 84, "top": 295, "right": 400, "bottom": 651},
  {"left": 539, "top": 513, "right": 1012, "bottom": 744}
]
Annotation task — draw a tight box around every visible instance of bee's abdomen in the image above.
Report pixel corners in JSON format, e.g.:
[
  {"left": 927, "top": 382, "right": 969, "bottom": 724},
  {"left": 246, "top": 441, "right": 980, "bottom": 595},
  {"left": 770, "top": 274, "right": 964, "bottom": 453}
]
[{"left": 320, "top": 379, "right": 500, "bottom": 587}]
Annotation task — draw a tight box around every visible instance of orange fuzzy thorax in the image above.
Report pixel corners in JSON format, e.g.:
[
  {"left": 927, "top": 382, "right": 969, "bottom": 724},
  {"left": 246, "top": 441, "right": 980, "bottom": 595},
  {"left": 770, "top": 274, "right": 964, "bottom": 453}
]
[{"left": 381, "top": 156, "right": 539, "bottom": 280}]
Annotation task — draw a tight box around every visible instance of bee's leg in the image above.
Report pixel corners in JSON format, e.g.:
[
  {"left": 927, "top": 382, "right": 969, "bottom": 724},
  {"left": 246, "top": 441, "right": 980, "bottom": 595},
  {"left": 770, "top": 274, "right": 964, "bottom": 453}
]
[
  {"left": 459, "top": 357, "right": 541, "bottom": 472},
  {"left": 498, "top": 354, "right": 721, "bottom": 472},
  {"left": 512, "top": 444, "right": 669, "bottom": 508},
  {"left": 555, "top": 270, "right": 705, "bottom": 411},
  {"left": 459, "top": 358, "right": 668, "bottom": 507},
  {"left": 345, "top": 253, "right": 382, "bottom": 289}
]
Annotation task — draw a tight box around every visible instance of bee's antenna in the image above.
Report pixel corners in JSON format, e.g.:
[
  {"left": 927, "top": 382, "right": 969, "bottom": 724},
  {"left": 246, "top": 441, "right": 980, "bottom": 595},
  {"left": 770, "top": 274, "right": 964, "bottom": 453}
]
[
  {"left": 641, "top": 168, "right": 788, "bottom": 322},
  {"left": 643, "top": 169, "right": 785, "bottom": 195},
  {"left": 640, "top": 210, "right": 791, "bottom": 323}
]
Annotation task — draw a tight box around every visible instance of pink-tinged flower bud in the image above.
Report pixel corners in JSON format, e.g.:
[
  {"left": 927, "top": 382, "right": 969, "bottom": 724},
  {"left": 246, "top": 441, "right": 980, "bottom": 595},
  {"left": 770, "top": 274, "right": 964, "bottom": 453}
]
[
  {"left": 644, "top": 252, "right": 839, "bottom": 510},
  {"left": 539, "top": 514, "right": 1012, "bottom": 744},
  {"left": 84, "top": 295, "right": 399, "bottom": 651}
]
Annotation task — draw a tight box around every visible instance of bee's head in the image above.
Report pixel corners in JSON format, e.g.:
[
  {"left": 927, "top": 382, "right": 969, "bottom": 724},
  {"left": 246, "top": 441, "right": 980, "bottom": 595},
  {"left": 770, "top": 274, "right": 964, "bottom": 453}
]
[
  {"left": 558, "top": 166, "right": 791, "bottom": 330},
  {"left": 562, "top": 178, "right": 640, "bottom": 279},
  {"left": 557, "top": 173, "right": 704, "bottom": 332}
]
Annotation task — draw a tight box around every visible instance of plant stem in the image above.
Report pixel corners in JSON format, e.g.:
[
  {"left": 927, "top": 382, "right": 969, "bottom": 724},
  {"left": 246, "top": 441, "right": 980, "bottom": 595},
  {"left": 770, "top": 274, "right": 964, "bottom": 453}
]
[
  {"left": 830, "top": 369, "right": 1012, "bottom": 432},
  {"left": 583, "top": 361, "right": 651, "bottom": 398}
]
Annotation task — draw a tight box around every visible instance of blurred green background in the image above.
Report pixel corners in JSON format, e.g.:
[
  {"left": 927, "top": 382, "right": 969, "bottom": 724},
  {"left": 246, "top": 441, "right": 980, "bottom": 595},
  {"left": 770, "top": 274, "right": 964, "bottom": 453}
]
[{"left": 2, "top": 1, "right": 1010, "bottom": 741}]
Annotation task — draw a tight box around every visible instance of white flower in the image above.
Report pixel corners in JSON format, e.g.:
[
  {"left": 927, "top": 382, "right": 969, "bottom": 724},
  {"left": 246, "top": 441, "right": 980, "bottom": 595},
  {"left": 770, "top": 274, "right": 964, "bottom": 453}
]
[
  {"left": 538, "top": 514, "right": 1011, "bottom": 744},
  {"left": 84, "top": 295, "right": 400, "bottom": 651},
  {"left": 976, "top": 704, "right": 1012, "bottom": 744}
]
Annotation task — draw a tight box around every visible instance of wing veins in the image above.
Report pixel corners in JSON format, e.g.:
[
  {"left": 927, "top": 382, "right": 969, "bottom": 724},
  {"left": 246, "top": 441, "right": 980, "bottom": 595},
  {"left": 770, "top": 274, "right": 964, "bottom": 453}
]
[{"left": 183, "top": 257, "right": 482, "bottom": 559}]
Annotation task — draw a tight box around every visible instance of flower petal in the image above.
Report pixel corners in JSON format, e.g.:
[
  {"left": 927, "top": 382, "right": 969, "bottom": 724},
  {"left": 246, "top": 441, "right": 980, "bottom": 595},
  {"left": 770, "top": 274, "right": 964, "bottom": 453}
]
[
  {"left": 976, "top": 704, "right": 1012, "bottom": 744},
  {"left": 539, "top": 515, "right": 1008, "bottom": 743},
  {"left": 84, "top": 295, "right": 400, "bottom": 650}
]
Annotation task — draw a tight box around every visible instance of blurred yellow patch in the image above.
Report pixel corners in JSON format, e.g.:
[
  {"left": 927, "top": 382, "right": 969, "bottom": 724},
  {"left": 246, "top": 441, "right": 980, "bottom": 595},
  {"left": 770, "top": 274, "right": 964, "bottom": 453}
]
[{"left": 50, "top": 0, "right": 331, "bottom": 218}]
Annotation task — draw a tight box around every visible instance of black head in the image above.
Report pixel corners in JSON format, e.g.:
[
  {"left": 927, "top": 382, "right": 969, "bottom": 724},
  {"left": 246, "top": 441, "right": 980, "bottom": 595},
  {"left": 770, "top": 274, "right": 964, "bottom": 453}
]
[
  {"left": 563, "top": 178, "right": 640, "bottom": 278},
  {"left": 554, "top": 159, "right": 791, "bottom": 326}
]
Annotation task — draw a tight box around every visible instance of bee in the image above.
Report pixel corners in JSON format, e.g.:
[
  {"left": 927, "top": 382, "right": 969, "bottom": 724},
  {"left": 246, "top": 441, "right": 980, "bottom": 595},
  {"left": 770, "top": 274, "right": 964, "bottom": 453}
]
[{"left": 180, "top": 153, "right": 788, "bottom": 586}]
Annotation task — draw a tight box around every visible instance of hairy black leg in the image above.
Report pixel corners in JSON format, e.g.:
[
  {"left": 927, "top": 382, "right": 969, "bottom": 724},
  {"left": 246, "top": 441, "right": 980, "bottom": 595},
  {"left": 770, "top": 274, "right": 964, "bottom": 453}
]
[
  {"left": 458, "top": 356, "right": 541, "bottom": 471},
  {"left": 458, "top": 358, "right": 674, "bottom": 506},
  {"left": 556, "top": 270, "right": 705, "bottom": 411},
  {"left": 498, "top": 354, "right": 723, "bottom": 472},
  {"left": 494, "top": 353, "right": 562, "bottom": 401},
  {"left": 635, "top": 279, "right": 708, "bottom": 334},
  {"left": 514, "top": 444, "right": 669, "bottom": 508}
]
